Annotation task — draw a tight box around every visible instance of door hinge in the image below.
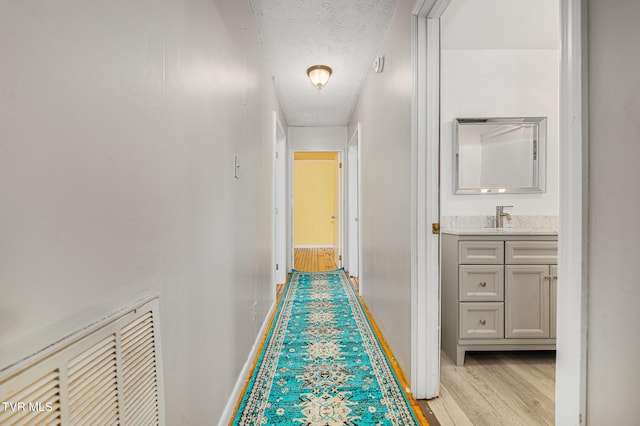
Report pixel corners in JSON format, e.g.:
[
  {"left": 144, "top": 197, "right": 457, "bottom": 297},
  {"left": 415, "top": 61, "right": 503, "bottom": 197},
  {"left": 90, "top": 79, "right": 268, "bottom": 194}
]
[
  {"left": 276, "top": 152, "right": 279, "bottom": 159},
  {"left": 339, "top": 255, "right": 342, "bottom": 261},
  {"left": 276, "top": 264, "right": 279, "bottom": 271},
  {"left": 432, "top": 223, "right": 440, "bottom": 234},
  {"left": 339, "top": 162, "right": 342, "bottom": 168}
]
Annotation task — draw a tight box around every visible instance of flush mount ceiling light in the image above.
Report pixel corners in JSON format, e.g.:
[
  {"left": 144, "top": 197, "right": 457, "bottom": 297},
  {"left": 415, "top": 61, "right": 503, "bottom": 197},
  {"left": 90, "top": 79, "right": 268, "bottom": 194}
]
[{"left": 306, "top": 65, "right": 332, "bottom": 90}]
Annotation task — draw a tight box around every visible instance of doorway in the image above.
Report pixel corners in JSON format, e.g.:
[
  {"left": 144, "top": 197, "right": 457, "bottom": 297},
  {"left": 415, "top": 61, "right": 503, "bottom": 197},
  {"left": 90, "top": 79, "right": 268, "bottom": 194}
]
[
  {"left": 437, "top": 1, "right": 560, "bottom": 422},
  {"left": 412, "top": 0, "right": 587, "bottom": 424},
  {"left": 273, "top": 112, "right": 287, "bottom": 286},
  {"left": 347, "top": 124, "right": 361, "bottom": 286},
  {"left": 292, "top": 151, "right": 343, "bottom": 272}
]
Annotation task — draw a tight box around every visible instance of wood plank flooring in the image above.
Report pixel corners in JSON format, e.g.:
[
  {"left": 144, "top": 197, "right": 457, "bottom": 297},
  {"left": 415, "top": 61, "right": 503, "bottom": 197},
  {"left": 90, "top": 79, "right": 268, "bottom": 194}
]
[
  {"left": 294, "top": 247, "right": 337, "bottom": 272},
  {"left": 424, "top": 351, "right": 556, "bottom": 426}
]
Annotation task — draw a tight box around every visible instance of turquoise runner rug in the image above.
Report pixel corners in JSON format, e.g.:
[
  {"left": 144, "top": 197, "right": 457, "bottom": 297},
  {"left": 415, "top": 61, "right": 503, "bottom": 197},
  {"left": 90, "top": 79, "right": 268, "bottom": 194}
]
[{"left": 233, "top": 269, "right": 419, "bottom": 425}]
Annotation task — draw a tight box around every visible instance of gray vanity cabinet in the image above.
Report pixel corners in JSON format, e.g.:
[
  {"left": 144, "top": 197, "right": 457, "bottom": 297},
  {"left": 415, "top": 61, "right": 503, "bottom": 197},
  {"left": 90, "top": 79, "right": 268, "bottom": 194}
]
[{"left": 441, "top": 232, "right": 558, "bottom": 365}]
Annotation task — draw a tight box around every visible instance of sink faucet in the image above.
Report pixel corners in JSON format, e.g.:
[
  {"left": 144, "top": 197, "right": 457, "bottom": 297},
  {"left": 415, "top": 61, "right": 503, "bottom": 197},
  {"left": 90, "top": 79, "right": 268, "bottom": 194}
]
[{"left": 496, "top": 205, "right": 513, "bottom": 228}]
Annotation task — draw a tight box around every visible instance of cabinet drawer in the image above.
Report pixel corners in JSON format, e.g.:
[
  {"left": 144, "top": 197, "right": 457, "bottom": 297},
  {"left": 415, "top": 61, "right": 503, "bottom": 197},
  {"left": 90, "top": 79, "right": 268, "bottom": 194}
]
[
  {"left": 459, "top": 241, "right": 504, "bottom": 264},
  {"left": 506, "top": 241, "right": 558, "bottom": 264},
  {"left": 459, "top": 265, "right": 504, "bottom": 301},
  {"left": 459, "top": 302, "right": 504, "bottom": 339}
]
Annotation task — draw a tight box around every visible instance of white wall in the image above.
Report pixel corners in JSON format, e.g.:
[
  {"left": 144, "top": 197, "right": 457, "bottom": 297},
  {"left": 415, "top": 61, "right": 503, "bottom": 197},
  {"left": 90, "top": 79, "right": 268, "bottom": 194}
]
[
  {"left": 587, "top": 1, "right": 640, "bottom": 423},
  {"left": 348, "top": 0, "right": 413, "bottom": 376},
  {"left": 440, "top": 49, "right": 559, "bottom": 217},
  {"left": 288, "top": 126, "right": 347, "bottom": 151},
  {"left": 0, "top": 0, "right": 279, "bottom": 422}
]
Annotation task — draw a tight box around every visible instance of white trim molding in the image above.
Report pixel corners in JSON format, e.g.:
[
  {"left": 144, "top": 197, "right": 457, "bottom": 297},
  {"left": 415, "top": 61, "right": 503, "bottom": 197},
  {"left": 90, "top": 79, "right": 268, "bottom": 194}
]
[
  {"left": 411, "top": 0, "right": 447, "bottom": 399},
  {"left": 219, "top": 301, "right": 277, "bottom": 425},
  {"left": 273, "top": 111, "right": 287, "bottom": 287},
  {"left": 557, "top": 0, "right": 588, "bottom": 424}
]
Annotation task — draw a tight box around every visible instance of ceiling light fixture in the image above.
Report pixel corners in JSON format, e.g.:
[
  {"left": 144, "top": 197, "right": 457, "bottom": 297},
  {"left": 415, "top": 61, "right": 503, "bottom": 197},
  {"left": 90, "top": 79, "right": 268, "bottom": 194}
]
[{"left": 306, "top": 65, "right": 332, "bottom": 90}]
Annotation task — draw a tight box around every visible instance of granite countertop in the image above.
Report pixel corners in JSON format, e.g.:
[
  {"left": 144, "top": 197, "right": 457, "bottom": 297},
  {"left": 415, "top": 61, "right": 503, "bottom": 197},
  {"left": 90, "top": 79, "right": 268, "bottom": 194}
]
[{"left": 441, "top": 227, "right": 558, "bottom": 236}]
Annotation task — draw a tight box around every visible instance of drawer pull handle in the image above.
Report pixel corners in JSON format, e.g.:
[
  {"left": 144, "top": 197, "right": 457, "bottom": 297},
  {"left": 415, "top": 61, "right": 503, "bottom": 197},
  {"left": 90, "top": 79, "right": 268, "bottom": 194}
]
[
  {"left": 479, "top": 319, "right": 486, "bottom": 325},
  {"left": 479, "top": 281, "right": 487, "bottom": 287}
]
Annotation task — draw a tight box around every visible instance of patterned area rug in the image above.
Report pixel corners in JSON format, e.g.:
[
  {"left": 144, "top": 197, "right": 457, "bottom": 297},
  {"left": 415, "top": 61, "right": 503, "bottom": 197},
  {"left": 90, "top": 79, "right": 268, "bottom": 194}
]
[{"left": 233, "top": 269, "right": 420, "bottom": 425}]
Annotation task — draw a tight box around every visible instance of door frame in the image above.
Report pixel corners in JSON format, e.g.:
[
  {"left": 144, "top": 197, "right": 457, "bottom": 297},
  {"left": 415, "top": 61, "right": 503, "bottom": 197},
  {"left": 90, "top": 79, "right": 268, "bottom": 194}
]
[
  {"left": 410, "top": 0, "right": 443, "bottom": 400},
  {"left": 334, "top": 151, "right": 344, "bottom": 268},
  {"left": 347, "top": 124, "right": 362, "bottom": 288},
  {"left": 288, "top": 149, "right": 346, "bottom": 270},
  {"left": 411, "top": 0, "right": 589, "bottom": 423},
  {"left": 272, "top": 111, "right": 287, "bottom": 286}
]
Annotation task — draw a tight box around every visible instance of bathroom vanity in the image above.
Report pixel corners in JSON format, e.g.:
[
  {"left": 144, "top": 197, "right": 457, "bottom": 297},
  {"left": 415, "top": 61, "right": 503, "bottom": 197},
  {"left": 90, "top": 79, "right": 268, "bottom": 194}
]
[{"left": 441, "top": 229, "right": 558, "bottom": 365}]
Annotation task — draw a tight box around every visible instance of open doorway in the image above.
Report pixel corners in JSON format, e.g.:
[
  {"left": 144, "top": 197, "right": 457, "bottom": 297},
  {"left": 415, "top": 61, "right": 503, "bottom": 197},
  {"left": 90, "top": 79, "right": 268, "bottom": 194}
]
[
  {"left": 411, "top": 0, "right": 587, "bottom": 424},
  {"left": 292, "top": 151, "right": 343, "bottom": 272},
  {"left": 273, "top": 112, "right": 287, "bottom": 287},
  {"left": 434, "top": 1, "right": 560, "bottom": 423},
  {"left": 347, "top": 124, "right": 361, "bottom": 289}
]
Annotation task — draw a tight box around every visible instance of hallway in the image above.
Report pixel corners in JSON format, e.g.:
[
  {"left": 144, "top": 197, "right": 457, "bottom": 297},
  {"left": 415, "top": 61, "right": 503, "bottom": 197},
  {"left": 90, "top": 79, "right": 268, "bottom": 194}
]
[
  {"left": 233, "top": 268, "right": 427, "bottom": 424},
  {"left": 2, "top": 0, "right": 639, "bottom": 424}
]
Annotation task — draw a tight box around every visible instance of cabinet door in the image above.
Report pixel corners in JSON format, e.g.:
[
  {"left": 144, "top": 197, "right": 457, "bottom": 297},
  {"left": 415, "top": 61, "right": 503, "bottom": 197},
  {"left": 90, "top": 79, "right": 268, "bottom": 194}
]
[
  {"left": 505, "top": 265, "right": 550, "bottom": 338},
  {"left": 550, "top": 265, "right": 558, "bottom": 339}
]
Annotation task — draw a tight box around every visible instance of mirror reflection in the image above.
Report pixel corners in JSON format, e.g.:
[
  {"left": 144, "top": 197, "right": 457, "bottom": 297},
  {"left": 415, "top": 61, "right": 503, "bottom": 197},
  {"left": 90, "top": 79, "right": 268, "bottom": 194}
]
[{"left": 453, "top": 117, "right": 547, "bottom": 194}]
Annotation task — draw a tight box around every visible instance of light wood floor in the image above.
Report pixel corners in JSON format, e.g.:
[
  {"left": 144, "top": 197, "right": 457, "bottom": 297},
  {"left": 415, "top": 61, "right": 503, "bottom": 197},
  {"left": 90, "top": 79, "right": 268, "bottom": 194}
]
[
  {"left": 294, "top": 247, "right": 337, "bottom": 272},
  {"left": 424, "top": 351, "right": 556, "bottom": 426}
]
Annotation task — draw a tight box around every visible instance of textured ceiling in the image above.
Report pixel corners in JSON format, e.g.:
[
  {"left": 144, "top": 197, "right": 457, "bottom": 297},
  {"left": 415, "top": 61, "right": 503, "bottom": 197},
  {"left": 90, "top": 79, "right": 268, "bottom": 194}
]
[{"left": 250, "top": 0, "right": 398, "bottom": 127}]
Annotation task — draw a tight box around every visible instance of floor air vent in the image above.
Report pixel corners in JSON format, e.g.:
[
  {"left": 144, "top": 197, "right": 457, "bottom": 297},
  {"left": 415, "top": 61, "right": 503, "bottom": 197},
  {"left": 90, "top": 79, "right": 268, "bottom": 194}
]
[{"left": 0, "top": 297, "right": 163, "bottom": 425}]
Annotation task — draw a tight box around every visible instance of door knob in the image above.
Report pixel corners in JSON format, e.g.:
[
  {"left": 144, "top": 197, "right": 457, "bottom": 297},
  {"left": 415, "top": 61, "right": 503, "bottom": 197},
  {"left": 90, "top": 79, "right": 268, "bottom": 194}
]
[{"left": 331, "top": 216, "right": 336, "bottom": 219}]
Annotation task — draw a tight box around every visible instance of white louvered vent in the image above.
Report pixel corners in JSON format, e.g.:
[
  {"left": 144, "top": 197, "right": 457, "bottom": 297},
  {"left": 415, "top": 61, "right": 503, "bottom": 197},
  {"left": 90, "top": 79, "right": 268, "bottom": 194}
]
[
  {"left": 68, "top": 335, "right": 119, "bottom": 425},
  {"left": 0, "top": 369, "right": 62, "bottom": 425},
  {"left": 0, "top": 297, "right": 163, "bottom": 426},
  {"left": 121, "top": 313, "right": 159, "bottom": 426}
]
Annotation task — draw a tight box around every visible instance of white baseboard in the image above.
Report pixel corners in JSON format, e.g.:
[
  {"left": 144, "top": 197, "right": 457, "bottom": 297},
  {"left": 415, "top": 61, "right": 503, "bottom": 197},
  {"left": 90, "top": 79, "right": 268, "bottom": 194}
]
[{"left": 218, "top": 301, "right": 276, "bottom": 425}]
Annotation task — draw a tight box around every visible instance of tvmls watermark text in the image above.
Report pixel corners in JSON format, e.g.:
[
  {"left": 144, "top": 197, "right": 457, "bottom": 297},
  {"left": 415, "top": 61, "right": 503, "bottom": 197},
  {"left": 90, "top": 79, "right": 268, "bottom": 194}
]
[{"left": 2, "top": 401, "right": 55, "bottom": 413}]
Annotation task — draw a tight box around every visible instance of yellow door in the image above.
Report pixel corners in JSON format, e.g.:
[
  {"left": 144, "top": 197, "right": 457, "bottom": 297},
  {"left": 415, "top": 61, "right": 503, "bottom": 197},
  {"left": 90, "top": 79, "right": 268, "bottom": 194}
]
[{"left": 294, "top": 153, "right": 338, "bottom": 247}]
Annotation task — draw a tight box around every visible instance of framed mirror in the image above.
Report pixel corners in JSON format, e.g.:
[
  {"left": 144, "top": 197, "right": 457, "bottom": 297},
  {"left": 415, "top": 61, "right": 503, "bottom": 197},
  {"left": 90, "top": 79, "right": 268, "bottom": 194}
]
[{"left": 453, "top": 117, "right": 547, "bottom": 194}]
